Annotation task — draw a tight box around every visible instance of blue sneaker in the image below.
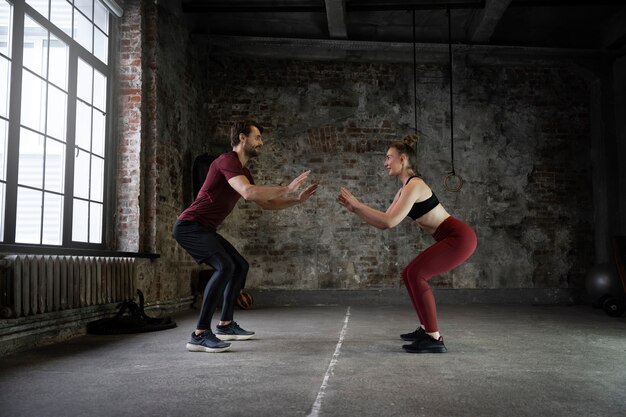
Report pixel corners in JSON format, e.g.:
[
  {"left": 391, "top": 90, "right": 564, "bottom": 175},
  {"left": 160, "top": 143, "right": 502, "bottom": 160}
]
[
  {"left": 215, "top": 321, "right": 255, "bottom": 341},
  {"left": 186, "top": 331, "right": 231, "bottom": 353}
]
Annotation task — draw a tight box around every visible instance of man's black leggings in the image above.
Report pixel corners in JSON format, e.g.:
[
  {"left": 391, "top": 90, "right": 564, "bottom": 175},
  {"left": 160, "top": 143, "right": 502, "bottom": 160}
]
[{"left": 172, "top": 220, "right": 249, "bottom": 330}]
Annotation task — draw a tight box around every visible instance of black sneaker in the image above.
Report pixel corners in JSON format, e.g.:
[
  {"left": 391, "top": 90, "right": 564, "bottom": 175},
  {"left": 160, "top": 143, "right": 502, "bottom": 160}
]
[
  {"left": 402, "top": 335, "right": 447, "bottom": 353},
  {"left": 186, "top": 331, "right": 231, "bottom": 353},
  {"left": 215, "top": 321, "right": 255, "bottom": 341},
  {"left": 400, "top": 327, "right": 427, "bottom": 342}
]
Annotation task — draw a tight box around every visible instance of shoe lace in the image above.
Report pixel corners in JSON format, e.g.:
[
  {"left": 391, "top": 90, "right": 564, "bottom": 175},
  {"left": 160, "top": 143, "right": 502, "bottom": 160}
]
[{"left": 203, "top": 331, "right": 221, "bottom": 343}]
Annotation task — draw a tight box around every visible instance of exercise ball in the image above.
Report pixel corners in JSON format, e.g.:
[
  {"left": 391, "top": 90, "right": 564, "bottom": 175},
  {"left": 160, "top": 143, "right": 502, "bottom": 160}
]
[
  {"left": 236, "top": 290, "right": 254, "bottom": 310},
  {"left": 585, "top": 262, "right": 623, "bottom": 302}
]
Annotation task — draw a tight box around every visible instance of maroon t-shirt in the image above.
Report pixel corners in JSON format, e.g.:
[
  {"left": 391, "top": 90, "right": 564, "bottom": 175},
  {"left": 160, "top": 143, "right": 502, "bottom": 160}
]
[{"left": 178, "top": 151, "right": 254, "bottom": 230}]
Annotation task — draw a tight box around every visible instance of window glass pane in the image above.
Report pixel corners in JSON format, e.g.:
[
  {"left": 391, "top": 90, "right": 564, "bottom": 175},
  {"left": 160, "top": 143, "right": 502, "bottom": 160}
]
[
  {"left": 46, "top": 83, "right": 67, "bottom": 140},
  {"left": 0, "top": 0, "right": 12, "bottom": 57},
  {"left": 23, "top": 16, "right": 48, "bottom": 78},
  {"left": 47, "top": 94, "right": 66, "bottom": 140},
  {"left": 92, "top": 108, "right": 104, "bottom": 156},
  {"left": 90, "top": 154, "right": 102, "bottom": 202},
  {"left": 76, "top": 58, "right": 91, "bottom": 103},
  {"left": 16, "top": 186, "right": 42, "bottom": 244},
  {"left": 21, "top": 70, "right": 45, "bottom": 132},
  {"left": 93, "top": 27, "right": 107, "bottom": 64},
  {"left": 18, "top": 128, "right": 44, "bottom": 188},
  {"left": 94, "top": 0, "right": 108, "bottom": 35},
  {"left": 72, "top": 198, "right": 87, "bottom": 242},
  {"left": 0, "top": 182, "right": 4, "bottom": 242},
  {"left": 75, "top": 0, "right": 92, "bottom": 20},
  {"left": 73, "top": 8, "right": 92, "bottom": 53},
  {"left": 0, "top": 118, "right": 7, "bottom": 180},
  {"left": 73, "top": 146, "right": 89, "bottom": 199},
  {"left": 50, "top": 0, "right": 73, "bottom": 37},
  {"left": 44, "top": 138, "right": 64, "bottom": 193},
  {"left": 93, "top": 69, "right": 106, "bottom": 111},
  {"left": 89, "top": 201, "right": 101, "bottom": 243},
  {"left": 42, "top": 192, "right": 63, "bottom": 244},
  {"left": 48, "top": 34, "right": 68, "bottom": 89},
  {"left": 75, "top": 100, "right": 91, "bottom": 150},
  {"left": 26, "top": 0, "right": 50, "bottom": 20},
  {"left": 0, "top": 56, "right": 9, "bottom": 119}
]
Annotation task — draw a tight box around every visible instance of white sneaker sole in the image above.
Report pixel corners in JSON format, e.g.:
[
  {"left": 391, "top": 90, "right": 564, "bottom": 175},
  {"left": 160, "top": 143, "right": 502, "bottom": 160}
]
[
  {"left": 185, "top": 343, "right": 231, "bottom": 353},
  {"left": 215, "top": 334, "right": 254, "bottom": 341}
]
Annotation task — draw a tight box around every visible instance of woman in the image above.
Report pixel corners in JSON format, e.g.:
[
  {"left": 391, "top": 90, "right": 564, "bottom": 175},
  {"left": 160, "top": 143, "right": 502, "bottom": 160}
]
[{"left": 337, "top": 139, "right": 477, "bottom": 353}]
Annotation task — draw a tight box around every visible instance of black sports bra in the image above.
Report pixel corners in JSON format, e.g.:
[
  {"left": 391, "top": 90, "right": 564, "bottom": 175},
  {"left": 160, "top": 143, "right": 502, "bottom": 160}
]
[{"left": 405, "top": 176, "right": 440, "bottom": 220}]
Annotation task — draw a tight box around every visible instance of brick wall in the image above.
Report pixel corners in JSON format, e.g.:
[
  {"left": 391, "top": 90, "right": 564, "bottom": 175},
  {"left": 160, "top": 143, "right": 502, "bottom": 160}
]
[
  {"left": 116, "top": 0, "right": 143, "bottom": 253},
  {"left": 116, "top": 1, "right": 211, "bottom": 304},
  {"left": 117, "top": 3, "right": 594, "bottom": 305},
  {"left": 190, "top": 57, "right": 593, "bottom": 291}
]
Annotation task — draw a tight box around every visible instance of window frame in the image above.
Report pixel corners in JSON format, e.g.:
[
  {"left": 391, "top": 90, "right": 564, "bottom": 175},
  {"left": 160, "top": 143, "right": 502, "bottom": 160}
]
[{"left": 0, "top": 0, "right": 118, "bottom": 252}]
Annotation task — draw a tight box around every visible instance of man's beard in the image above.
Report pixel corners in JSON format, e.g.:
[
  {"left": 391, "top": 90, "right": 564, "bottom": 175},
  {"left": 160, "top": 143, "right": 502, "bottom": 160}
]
[{"left": 245, "top": 144, "right": 261, "bottom": 158}]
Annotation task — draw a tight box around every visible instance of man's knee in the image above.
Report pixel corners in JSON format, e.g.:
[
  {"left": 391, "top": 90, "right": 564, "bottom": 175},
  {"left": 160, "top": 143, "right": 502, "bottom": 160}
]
[
  {"left": 207, "top": 253, "right": 236, "bottom": 276},
  {"left": 238, "top": 258, "right": 249, "bottom": 275}
]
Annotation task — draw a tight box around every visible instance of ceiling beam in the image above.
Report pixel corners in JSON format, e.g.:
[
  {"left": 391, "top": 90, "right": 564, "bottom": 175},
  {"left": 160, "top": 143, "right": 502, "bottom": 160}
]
[
  {"left": 347, "top": 1, "right": 485, "bottom": 11},
  {"left": 181, "top": 1, "right": 486, "bottom": 13},
  {"left": 509, "top": 0, "right": 625, "bottom": 6},
  {"left": 466, "top": 0, "right": 511, "bottom": 44},
  {"left": 602, "top": 6, "right": 626, "bottom": 49},
  {"left": 325, "top": 0, "right": 348, "bottom": 39},
  {"left": 181, "top": 1, "right": 325, "bottom": 13},
  {"left": 198, "top": 35, "right": 617, "bottom": 64}
]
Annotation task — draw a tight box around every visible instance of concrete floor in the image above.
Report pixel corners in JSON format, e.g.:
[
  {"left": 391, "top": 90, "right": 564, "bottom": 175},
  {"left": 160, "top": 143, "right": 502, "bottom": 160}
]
[{"left": 0, "top": 303, "right": 624, "bottom": 417}]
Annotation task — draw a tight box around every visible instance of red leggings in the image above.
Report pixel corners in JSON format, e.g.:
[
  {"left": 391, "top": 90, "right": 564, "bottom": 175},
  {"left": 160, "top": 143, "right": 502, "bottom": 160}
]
[{"left": 402, "top": 216, "right": 477, "bottom": 333}]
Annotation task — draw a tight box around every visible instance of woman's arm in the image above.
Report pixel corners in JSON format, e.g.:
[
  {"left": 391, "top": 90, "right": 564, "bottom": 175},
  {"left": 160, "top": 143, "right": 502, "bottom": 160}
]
[
  {"left": 338, "top": 180, "right": 426, "bottom": 229},
  {"left": 386, "top": 188, "right": 402, "bottom": 214}
]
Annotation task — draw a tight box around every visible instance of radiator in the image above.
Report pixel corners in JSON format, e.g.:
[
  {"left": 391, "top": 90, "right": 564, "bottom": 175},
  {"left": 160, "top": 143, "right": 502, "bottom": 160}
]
[{"left": 0, "top": 255, "right": 135, "bottom": 318}]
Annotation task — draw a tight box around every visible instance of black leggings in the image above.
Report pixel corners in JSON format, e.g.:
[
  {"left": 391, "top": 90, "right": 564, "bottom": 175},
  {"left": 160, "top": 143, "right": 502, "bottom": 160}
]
[{"left": 172, "top": 220, "right": 249, "bottom": 330}]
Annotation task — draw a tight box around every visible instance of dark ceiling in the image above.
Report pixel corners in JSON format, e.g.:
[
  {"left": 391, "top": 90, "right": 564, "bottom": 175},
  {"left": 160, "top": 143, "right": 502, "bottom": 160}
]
[{"left": 181, "top": 0, "right": 626, "bottom": 51}]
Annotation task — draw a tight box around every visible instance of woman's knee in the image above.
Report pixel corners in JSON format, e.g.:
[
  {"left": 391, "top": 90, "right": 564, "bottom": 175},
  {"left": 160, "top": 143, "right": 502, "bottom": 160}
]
[
  {"left": 401, "top": 267, "right": 409, "bottom": 282},
  {"left": 403, "top": 264, "right": 425, "bottom": 281},
  {"left": 404, "top": 266, "right": 432, "bottom": 288}
]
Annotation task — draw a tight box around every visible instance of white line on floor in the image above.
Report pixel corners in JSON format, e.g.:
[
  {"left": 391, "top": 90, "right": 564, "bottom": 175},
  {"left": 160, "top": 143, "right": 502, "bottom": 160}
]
[{"left": 306, "top": 306, "right": 351, "bottom": 417}]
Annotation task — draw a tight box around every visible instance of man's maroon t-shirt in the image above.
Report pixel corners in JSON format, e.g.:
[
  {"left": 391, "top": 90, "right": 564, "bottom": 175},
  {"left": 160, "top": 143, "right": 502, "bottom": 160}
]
[{"left": 178, "top": 151, "right": 254, "bottom": 230}]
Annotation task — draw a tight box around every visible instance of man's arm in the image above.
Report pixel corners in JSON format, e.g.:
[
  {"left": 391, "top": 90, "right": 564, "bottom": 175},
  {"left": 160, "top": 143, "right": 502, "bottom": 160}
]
[
  {"left": 255, "top": 183, "right": 318, "bottom": 210},
  {"left": 227, "top": 170, "right": 311, "bottom": 202}
]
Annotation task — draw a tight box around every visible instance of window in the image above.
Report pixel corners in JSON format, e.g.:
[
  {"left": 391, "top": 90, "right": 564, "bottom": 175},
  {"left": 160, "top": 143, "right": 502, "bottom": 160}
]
[
  {"left": 0, "top": 0, "right": 119, "bottom": 248},
  {"left": 0, "top": 1, "right": 12, "bottom": 243}
]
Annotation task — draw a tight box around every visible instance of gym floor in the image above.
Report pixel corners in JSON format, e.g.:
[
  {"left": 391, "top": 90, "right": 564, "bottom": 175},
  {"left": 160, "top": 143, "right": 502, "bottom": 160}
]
[{"left": 0, "top": 303, "right": 624, "bottom": 417}]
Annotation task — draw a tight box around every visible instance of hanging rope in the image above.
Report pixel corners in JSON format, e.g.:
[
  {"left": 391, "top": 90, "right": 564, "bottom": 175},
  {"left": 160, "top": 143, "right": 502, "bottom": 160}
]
[
  {"left": 444, "top": 6, "right": 463, "bottom": 192},
  {"left": 413, "top": 8, "right": 418, "bottom": 134}
]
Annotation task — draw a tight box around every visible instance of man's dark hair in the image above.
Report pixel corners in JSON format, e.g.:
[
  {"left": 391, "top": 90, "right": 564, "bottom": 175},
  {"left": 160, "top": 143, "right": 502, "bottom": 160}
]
[{"left": 230, "top": 120, "right": 264, "bottom": 147}]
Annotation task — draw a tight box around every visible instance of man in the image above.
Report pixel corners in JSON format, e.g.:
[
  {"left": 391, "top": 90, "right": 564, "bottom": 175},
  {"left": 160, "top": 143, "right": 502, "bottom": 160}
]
[{"left": 173, "top": 120, "right": 317, "bottom": 353}]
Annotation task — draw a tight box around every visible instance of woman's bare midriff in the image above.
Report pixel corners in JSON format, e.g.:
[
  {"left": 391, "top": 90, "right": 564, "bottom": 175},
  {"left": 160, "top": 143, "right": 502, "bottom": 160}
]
[{"left": 415, "top": 205, "right": 451, "bottom": 235}]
